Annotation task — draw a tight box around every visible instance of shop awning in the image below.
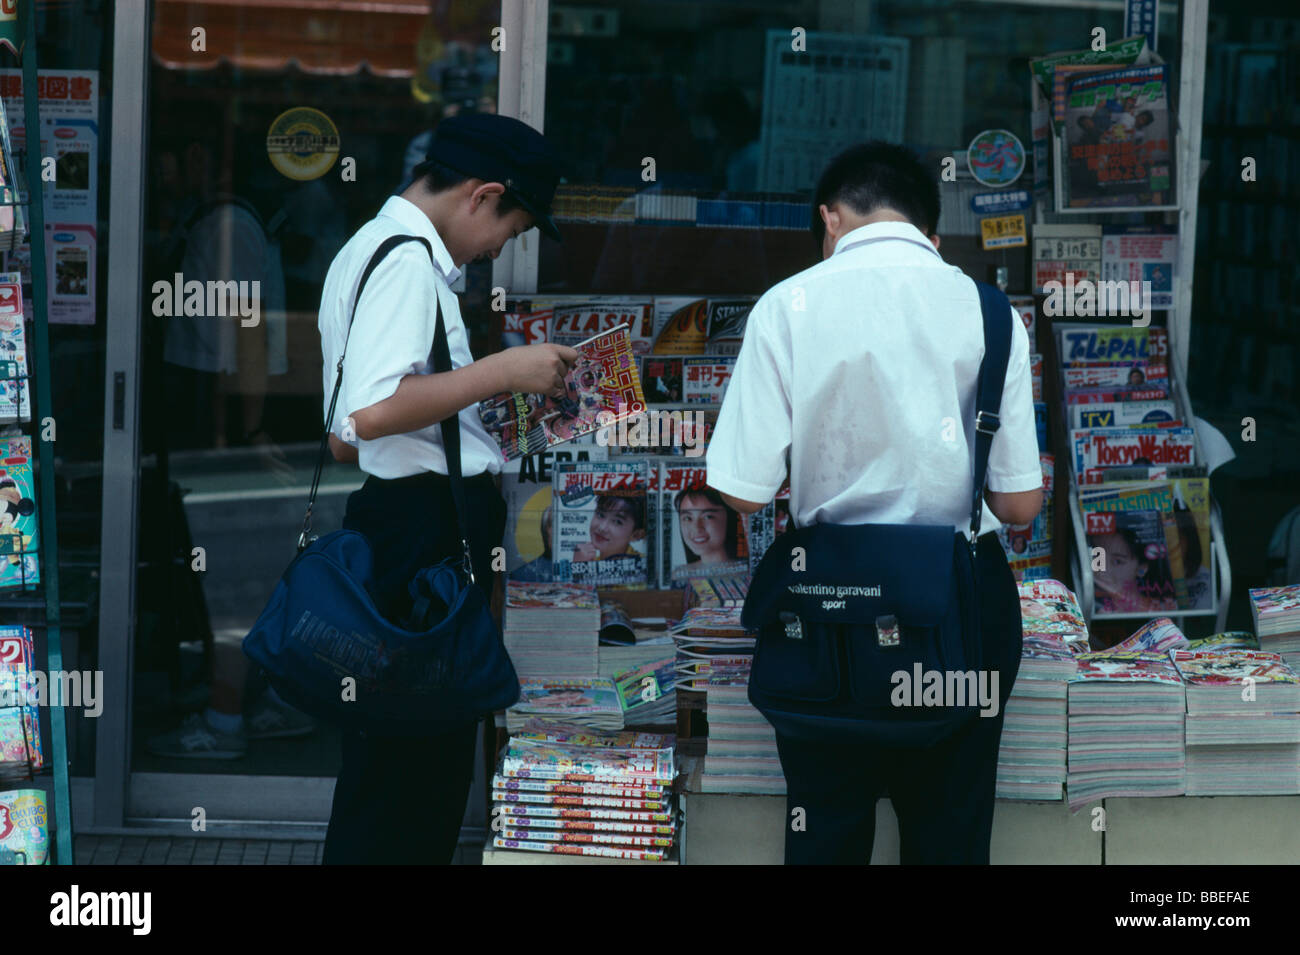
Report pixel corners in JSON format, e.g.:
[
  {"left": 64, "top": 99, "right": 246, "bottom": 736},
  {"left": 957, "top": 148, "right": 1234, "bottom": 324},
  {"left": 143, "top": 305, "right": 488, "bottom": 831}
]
[{"left": 151, "top": 0, "right": 489, "bottom": 77}]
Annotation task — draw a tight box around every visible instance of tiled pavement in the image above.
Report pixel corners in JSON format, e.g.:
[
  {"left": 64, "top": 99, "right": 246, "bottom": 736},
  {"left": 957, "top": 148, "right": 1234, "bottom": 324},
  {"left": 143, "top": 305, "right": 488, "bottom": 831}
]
[{"left": 72, "top": 835, "right": 483, "bottom": 864}]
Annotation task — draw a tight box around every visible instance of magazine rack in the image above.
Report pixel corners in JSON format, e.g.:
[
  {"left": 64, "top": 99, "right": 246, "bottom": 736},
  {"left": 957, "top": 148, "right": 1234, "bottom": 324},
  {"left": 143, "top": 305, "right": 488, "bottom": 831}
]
[{"left": 0, "top": 2, "right": 75, "bottom": 865}]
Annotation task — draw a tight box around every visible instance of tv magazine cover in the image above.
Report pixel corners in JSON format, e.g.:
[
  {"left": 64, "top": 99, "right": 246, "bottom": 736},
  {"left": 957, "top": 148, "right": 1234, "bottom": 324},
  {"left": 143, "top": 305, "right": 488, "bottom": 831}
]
[
  {"left": 552, "top": 460, "right": 651, "bottom": 587},
  {"left": 658, "top": 462, "right": 750, "bottom": 587},
  {"left": 1084, "top": 507, "right": 1179, "bottom": 614},
  {"left": 478, "top": 323, "right": 647, "bottom": 462}
]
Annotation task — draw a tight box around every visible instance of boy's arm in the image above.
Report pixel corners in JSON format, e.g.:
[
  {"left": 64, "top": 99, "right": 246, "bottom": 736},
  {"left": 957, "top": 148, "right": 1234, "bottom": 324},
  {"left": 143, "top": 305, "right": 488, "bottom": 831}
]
[{"left": 706, "top": 296, "right": 791, "bottom": 511}]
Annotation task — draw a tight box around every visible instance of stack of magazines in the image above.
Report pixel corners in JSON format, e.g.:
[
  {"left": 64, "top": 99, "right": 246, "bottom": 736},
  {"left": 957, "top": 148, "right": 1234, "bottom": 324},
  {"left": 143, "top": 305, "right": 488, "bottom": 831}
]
[
  {"left": 1250, "top": 584, "right": 1300, "bottom": 674},
  {"left": 998, "top": 581, "right": 1089, "bottom": 800},
  {"left": 1066, "top": 651, "right": 1186, "bottom": 810},
  {"left": 491, "top": 728, "right": 677, "bottom": 861},
  {"left": 996, "top": 633, "right": 1078, "bottom": 801},
  {"left": 505, "top": 678, "right": 624, "bottom": 734},
  {"left": 611, "top": 655, "right": 676, "bottom": 726},
  {"left": 503, "top": 581, "right": 600, "bottom": 682},
  {"left": 672, "top": 607, "right": 785, "bottom": 794},
  {"left": 1172, "top": 649, "right": 1300, "bottom": 795}
]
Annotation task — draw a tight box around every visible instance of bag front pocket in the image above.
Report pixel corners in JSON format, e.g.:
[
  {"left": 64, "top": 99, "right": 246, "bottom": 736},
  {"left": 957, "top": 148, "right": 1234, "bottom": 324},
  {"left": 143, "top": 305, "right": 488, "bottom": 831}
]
[{"left": 750, "top": 617, "right": 840, "bottom": 704}]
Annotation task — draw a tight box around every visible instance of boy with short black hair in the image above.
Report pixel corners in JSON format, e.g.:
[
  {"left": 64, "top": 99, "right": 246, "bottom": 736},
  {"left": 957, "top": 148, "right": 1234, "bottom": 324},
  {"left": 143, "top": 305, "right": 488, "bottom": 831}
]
[
  {"left": 317, "top": 113, "right": 578, "bottom": 865},
  {"left": 706, "top": 141, "right": 1043, "bottom": 864}
]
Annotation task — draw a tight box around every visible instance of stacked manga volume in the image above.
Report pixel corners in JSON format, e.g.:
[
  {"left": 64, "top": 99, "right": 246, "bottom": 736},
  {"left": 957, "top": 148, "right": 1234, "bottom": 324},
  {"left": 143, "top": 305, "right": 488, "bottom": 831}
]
[
  {"left": 1066, "top": 651, "right": 1186, "bottom": 810},
  {"left": 1250, "top": 585, "right": 1300, "bottom": 674},
  {"left": 505, "top": 678, "right": 624, "bottom": 734},
  {"left": 491, "top": 729, "right": 677, "bottom": 861},
  {"left": 671, "top": 606, "right": 785, "bottom": 794},
  {"left": 503, "top": 581, "right": 600, "bottom": 682},
  {"left": 1172, "top": 650, "right": 1300, "bottom": 795},
  {"left": 997, "top": 581, "right": 1089, "bottom": 800}
]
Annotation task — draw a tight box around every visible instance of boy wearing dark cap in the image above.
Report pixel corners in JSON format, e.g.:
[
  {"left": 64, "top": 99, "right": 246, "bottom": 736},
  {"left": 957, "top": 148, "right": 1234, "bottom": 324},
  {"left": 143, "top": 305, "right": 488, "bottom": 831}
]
[{"left": 317, "top": 113, "right": 576, "bottom": 865}]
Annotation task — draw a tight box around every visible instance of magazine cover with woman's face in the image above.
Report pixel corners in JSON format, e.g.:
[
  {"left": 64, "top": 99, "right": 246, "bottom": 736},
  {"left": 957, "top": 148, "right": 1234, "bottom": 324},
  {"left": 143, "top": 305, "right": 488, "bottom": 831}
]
[{"left": 660, "top": 463, "right": 748, "bottom": 584}]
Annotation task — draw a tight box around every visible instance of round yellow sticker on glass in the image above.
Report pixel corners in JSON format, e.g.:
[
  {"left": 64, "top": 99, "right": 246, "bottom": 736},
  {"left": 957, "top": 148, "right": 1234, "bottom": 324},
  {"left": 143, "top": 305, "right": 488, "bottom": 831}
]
[{"left": 266, "top": 107, "right": 340, "bottom": 181}]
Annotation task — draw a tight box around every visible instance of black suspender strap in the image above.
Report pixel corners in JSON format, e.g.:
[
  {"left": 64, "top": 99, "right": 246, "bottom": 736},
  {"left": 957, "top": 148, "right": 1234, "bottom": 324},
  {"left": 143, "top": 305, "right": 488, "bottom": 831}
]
[{"left": 968, "top": 280, "right": 1014, "bottom": 553}]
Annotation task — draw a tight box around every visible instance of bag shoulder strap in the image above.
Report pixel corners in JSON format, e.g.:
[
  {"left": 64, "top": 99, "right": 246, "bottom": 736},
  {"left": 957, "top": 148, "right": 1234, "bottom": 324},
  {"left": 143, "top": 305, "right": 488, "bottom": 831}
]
[
  {"left": 299, "top": 234, "right": 435, "bottom": 551},
  {"left": 968, "top": 280, "right": 1014, "bottom": 550}
]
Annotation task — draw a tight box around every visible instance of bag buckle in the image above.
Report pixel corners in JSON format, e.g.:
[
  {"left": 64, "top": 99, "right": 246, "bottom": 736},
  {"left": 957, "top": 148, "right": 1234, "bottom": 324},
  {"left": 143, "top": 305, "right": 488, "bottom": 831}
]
[
  {"left": 975, "top": 410, "right": 1000, "bottom": 435},
  {"left": 876, "top": 614, "right": 900, "bottom": 647},
  {"left": 461, "top": 538, "right": 476, "bottom": 585},
  {"left": 779, "top": 611, "right": 802, "bottom": 640}
]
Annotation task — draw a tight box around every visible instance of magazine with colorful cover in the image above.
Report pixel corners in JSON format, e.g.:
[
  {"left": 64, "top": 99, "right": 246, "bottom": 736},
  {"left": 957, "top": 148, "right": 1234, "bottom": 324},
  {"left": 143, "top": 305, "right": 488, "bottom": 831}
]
[
  {"left": 608, "top": 403, "right": 715, "bottom": 458},
  {"left": 549, "top": 300, "right": 654, "bottom": 354},
  {"left": 500, "top": 300, "right": 551, "bottom": 347},
  {"left": 682, "top": 356, "right": 736, "bottom": 404},
  {"left": 1067, "top": 385, "right": 1170, "bottom": 405},
  {"left": 496, "top": 813, "right": 675, "bottom": 837},
  {"left": 1058, "top": 325, "right": 1168, "bottom": 364},
  {"left": 1084, "top": 509, "right": 1178, "bottom": 613},
  {"left": 1029, "top": 34, "right": 1150, "bottom": 100},
  {"left": 999, "top": 453, "right": 1054, "bottom": 567},
  {"left": 613, "top": 656, "right": 676, "bottom": 715},
  {"left": 1079, "top": 482, "right": 1187, "bottom": 607},
  {"left": 1017, "top": 579, "right": 1089, "bottom": 643},
  {"left": 1170, "top": 650, "right": 1298, "bottom": 686},
  {"left": 1101, "top": 225, "right": 1177, "bottom": 309},
  {"left": 1069, "top": 398, "right": 1178, "bottom": 430},
  {"left": 505, "top": 581, "right": 601, "bottom": 611},
  {"left": 501, "top": 438, "right": 608, "bottom": 583},
  {"left": 1072, "top": 426, "right": 1196, "bottom": 473},
  {"left": 658, "top": 462, "right": 750, "bottom": 586},
  {"left": 492, "top": 835, "right": 667, "bottom": 861},
  {"left": 651, "top": 298, "right": 709, "bottom": 353},
  {"left": 638, "top": 356, "right": 683, "bottom": 403},
  {"left": 0, "top": 277, "right": 28, "bottom": 424},
  {"left": 479, "top": 324, "right": 646, "bottom": 462},
  {"left": 0, "top": 436, "right": 38, "bottom": 590},
  {"left": 705, "top": 298, "right": 755, "bottom": 356},
  {"left": 493, "top": 789, "right": 668, "bottom": 811},
  {"left": 496, "top": 825, "right": 673, "bottom": 849},
  {"left": 552, "top": 460, "right": 650, "bottom": 587},
  {"left": 1089, "top": 477, "right": 1212, "bottom": 610},
  {"left": 1111, "top": 616, "right": 1189, "bottom": 654},
  {"left": 1061, "top": 64, "right": 1174, "bottom": 209},
  {"left": 491, "top": 775, "right": 666, "bottom": 800},
  {"left": 0, "top": 625, "right": 41, "bottom": 772},
  {"left": 745, "top": 477, "right": 791, "bottom": 574},
  {"left": 1184, "top": 632, "right": 1258, "bottom": 652},
  {"left": 492, "top": 803, "right": 673, "bottom": 823},
  {"left": 1062, "top": 361, "right": 1168, "bottom": 392},
  {"left": 510, "top": 726, "right": 674, "bottom": 750},
  {"left": 508, "top": 678, "right": 623, "bottom": 721},
  {"left": 1069, "top": 650, "right": 1183, "bottom": 684},
  {"left": 502, "top": 733, "right": 675, "bottom": 784}
]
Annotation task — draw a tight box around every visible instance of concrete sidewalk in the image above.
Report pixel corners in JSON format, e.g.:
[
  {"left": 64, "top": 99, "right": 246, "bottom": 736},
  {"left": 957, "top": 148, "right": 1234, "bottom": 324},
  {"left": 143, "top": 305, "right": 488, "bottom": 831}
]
[{"left": 71, "top": 834, "right": 484, "bottom": 864}]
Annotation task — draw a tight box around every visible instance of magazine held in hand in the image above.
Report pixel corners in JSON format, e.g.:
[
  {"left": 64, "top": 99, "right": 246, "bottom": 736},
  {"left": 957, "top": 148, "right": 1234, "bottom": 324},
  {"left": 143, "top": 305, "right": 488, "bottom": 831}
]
[{"left": 479, "top": 323, "right": 647, "bottom": 462}]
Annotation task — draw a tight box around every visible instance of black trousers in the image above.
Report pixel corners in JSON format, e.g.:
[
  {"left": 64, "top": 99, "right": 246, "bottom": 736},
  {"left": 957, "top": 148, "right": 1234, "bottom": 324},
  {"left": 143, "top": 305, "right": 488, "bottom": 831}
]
[
  {"left": 776, "top": 532, "right": 1023, "bottom": 865},
  {"left": 322, "top": 470, "right": 506, "bottom": 865}
]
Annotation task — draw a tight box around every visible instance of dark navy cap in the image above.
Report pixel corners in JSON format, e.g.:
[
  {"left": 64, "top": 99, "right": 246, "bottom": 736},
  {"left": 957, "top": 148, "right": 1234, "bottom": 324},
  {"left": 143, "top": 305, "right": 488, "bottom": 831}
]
[{"left": 414, "top": 113, "right": 564, "bottom": 240}]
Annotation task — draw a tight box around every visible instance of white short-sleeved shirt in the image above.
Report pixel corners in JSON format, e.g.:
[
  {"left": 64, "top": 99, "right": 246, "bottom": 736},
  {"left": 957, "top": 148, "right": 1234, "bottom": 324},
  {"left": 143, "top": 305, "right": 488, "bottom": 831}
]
[
  {"left": 318, "top": 196, "right": 502, "bottom": 479},
  {"left": 706, "top": 220, "right": 1042, "bottom": 537}
]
